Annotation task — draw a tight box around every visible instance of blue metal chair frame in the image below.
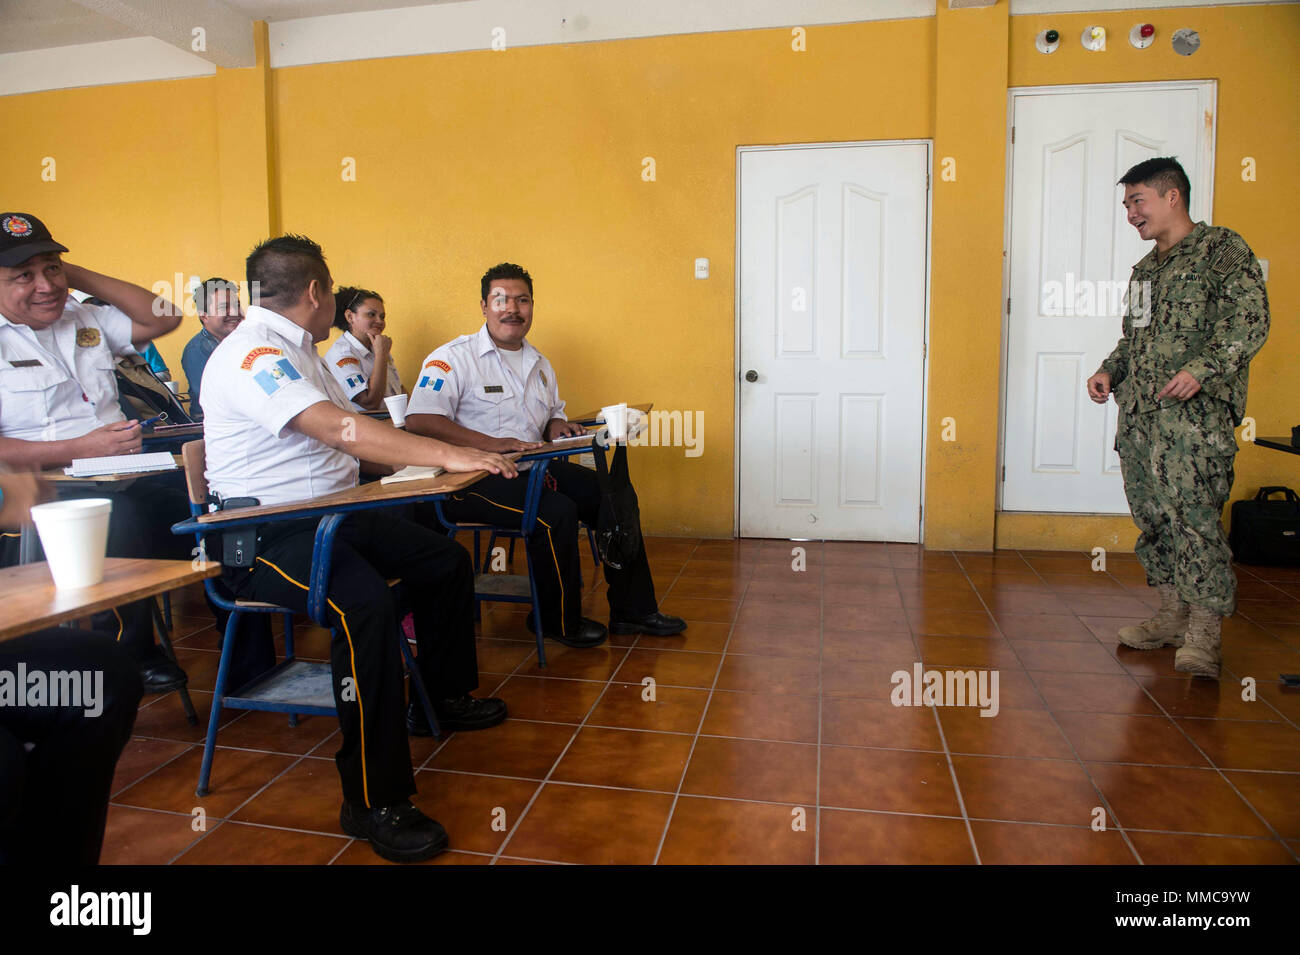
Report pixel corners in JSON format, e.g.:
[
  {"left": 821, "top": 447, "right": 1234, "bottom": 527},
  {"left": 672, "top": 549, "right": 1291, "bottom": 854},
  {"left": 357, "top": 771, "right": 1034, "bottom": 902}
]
[
  {"left": 434, "top": 443, "right": 602, "bottom": 670},
  {"left": 172, "top": 486, "right": 450, "bottom": 798}
]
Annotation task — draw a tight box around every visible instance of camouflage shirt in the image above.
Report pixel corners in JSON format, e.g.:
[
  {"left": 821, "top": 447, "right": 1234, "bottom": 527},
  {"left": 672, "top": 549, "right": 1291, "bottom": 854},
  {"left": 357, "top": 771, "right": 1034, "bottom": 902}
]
[{"left": 1099, "top": 221, "right": 1269, "bottom": 426}]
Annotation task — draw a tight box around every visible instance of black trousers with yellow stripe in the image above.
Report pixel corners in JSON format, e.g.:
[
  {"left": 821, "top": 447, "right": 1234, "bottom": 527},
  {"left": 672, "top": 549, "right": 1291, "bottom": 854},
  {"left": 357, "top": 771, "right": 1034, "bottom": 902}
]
[
  {"left": 223, "top": 509, "right": 479, "bottom": 810},
  {"left": 437, "top": 460, "right": 658, "bottom": 638}
]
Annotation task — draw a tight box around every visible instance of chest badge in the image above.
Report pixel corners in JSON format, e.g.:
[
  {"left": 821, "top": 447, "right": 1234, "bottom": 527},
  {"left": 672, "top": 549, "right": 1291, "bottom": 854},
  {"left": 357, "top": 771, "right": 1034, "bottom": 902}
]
[{"left": 75, "top": 327, "right": 101, "bottom": 348}]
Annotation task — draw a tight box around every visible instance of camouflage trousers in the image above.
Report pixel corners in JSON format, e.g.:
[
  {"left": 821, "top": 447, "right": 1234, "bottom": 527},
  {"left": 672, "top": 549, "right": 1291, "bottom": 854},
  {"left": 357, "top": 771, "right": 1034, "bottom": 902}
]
[{"left": 1116, "top": 399, "right": 1237, "bottom": 615}]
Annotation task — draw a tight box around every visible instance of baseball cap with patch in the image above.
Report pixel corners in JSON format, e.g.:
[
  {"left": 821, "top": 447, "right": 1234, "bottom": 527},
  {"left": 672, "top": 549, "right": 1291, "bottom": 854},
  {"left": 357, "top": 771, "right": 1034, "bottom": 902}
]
[{"left": 0, "top": 213, "right": 69, "bottom": 268}]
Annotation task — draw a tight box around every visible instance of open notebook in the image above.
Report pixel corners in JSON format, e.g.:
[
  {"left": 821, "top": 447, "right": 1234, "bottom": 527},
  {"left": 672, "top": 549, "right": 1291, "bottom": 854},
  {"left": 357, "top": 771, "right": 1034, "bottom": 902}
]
[
  {"left": 64, "top": 452, "right": 178, "bottom": 478},
  {"left": 380, "top": 464, "right": 445, "bottom": 485}
]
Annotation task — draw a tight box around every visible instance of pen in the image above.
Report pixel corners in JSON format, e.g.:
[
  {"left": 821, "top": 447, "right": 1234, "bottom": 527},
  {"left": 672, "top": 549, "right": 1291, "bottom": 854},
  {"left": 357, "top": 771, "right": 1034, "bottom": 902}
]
[{"left": 140, "top": 414, "right": 168, "bottom": 427}]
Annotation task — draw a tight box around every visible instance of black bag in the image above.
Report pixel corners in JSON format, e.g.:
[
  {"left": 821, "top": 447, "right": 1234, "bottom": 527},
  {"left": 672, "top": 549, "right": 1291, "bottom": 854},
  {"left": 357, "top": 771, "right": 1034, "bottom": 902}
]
[
  {"left": 1229, "top": 486, "right": 1300, "bottom": 566},
  {"left": 589, "top": 437, "right": 644, "bottom": 571}
]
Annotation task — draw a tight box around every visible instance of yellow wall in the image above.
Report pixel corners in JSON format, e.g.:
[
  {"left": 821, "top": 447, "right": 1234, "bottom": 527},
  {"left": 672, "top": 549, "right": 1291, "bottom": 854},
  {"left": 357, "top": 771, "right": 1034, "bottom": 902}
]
[{"left": 1, "top": 4, "right": 1296, "bottom": 545}]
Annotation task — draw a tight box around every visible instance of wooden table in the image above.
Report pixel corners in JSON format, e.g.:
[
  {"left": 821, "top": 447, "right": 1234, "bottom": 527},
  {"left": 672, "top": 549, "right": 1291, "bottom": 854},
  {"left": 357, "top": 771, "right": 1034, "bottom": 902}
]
[
  {"left": 0, "top": 558, "right": 221, "bottom": 644},
  {"left": 41, "top": 454, "right": 182, "bottom": 485}
]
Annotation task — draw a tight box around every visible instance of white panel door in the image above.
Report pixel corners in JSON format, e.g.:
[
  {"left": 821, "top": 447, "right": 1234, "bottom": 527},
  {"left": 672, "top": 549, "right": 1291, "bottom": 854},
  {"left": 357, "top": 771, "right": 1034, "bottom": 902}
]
[
  {"left": 739, "top": 143, "right": 928, "bottom": 541},
  {"left": 1002, "top": 83, "right": 1215, "bottom": 513}
]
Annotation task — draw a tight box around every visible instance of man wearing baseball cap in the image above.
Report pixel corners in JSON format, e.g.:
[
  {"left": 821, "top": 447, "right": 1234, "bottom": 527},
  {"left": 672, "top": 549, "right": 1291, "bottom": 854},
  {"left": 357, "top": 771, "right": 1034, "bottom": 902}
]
[{"left": 0, "top": 213, "right": 272, "bottom": 692}]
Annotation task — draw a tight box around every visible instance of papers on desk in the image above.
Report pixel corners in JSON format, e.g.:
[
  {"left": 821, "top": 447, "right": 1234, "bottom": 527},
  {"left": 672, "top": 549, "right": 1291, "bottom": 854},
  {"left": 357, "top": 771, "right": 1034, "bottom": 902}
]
[
  {"left": 64, "top": 452, "right": 178, "bottom": 478},
  {"left": 380, "top": 464, "right": 445, "bottom": 485},
  {"left": 547, "top": 433, "right": 595, "bottom": 447}
]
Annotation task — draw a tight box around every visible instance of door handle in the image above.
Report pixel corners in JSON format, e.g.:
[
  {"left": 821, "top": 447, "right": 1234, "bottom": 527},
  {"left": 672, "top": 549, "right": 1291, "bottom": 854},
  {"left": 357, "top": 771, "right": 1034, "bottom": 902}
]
[{"left": 744, "top": 370, "right": 759, "bottom": 383}]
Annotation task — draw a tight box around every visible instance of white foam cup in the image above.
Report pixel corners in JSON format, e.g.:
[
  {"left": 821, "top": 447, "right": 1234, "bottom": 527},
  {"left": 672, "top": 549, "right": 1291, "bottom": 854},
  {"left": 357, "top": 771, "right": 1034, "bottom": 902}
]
[
  {"left": 601, "top": 403, "right": 629, "bottom": 443},
  {"left": 384, "top": 393, "right": 409, "bottom": 428},
  {"left": 30, "top": 498, "right": 113, "bottom": 589}
]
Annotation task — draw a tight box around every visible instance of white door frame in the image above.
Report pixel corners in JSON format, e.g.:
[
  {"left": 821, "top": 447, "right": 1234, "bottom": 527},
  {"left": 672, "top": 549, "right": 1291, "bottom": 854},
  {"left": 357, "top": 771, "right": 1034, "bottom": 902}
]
[
  {"left": 733, "top": 139, "right": 934, "bottom": 541},
  {"left": 996, "top": 80, "right": 1218, "bottom": 511}
]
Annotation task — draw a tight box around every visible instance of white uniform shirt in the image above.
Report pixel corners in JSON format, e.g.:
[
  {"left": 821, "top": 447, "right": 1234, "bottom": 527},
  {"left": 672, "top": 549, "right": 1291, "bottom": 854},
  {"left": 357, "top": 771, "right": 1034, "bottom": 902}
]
[
  {"left": 322, "top": 330, "right": 402, "bottom": 410},
  {"left": 202, "top": 305, "right": 359, "bottom": 507},
  {"left": 0, "top": 299, "right": 134, "bottom": 442},
  {"left": 407, "top": 323, "right": 566, "bottom": 442}
]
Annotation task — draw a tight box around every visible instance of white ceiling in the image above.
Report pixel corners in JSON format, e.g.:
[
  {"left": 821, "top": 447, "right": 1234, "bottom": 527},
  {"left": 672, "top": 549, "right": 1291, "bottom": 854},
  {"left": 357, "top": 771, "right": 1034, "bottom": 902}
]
[{"left": 0, "top": 0, "right": 1292, "bottom": 58}]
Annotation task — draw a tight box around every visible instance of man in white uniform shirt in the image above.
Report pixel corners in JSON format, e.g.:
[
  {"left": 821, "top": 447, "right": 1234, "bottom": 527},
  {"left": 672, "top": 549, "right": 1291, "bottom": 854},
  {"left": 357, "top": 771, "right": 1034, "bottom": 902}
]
[
  {"left": 406, "top": 263, "right": 684, "bottom": 649},
  {"left": 0, "top": 211, "right": 258, "bottom": 692},
  {"left": 203, "top": 234, "right": 514, "bottom": 863}
]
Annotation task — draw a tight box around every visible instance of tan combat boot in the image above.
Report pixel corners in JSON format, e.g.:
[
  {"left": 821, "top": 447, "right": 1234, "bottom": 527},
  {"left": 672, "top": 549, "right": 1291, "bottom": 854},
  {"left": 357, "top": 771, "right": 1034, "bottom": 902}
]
[
  {"left": 1175, "top": 606, "right": 1222, "bottom": 679},
  {"left": 1117, "top": 585, "right": 1188, "bottom": 649}
]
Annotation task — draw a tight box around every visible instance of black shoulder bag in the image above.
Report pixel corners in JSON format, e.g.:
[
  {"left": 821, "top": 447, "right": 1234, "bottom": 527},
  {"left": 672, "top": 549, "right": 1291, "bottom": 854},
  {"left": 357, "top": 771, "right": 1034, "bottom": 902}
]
[{"left": 589, "top": 436, "right": 644, "bottom": 571}]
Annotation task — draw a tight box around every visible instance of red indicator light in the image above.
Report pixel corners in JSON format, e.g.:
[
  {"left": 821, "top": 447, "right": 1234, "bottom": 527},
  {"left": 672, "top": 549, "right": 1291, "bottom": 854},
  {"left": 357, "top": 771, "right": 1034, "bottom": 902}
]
[{"left": 1140, "top": 24, "right": 1154, "bottom": 38}]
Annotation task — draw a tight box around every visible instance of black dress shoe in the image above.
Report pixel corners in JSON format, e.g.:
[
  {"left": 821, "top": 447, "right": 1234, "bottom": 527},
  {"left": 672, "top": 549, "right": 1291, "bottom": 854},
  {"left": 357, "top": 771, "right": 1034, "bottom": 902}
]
[
  {"left": 609, "top": 611, "right": 687, "bottom": 636},
  {"left": 407, "top": 696, "right": 508, "bottom": 736},
  {"left": 525, "top": 614, "right": 608, "bottom": 648},
  {"left": 339, "top": 800, "right": 448, "bottom": 863},
  {"left": 138, "top": 656, "right": 188, "bottom": 693}
]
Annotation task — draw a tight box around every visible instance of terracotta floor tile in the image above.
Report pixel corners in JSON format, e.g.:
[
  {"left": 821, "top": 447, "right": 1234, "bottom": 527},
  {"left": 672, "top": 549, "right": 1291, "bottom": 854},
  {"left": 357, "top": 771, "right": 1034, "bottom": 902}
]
[
  {"left": 613, "top": 647, "right": 722, "bottom": 688},
  {"left": 1012, "top": 641, "right": 1127, "bottom": 675},
  {"left": 823, "top": 582, "right": 903, "bottom": 607},
  {"left": 1026, "top": 556, "right": 1097, "bottom": 576},
  {"left": 1176, "top": 719, "right": 1300, "bottom": 772},
  {"left": 681, "top": 736, "right": 818, "bottom": 804},
  {"left": 404, "top": 770, "right": 541, "bottom": 854},
  {"left": 1108, "top": 644, "right": 1188, "bottom": 679},
  {"left": 551, "top": 726, "right": 693, "bottom": 791},
  {"left": 502, "top": 783, "right": 673, "bottom": 864},
  {"left": 1030, "top": 671, "right": 1161, "bottom": 715},
  {"left": 1224, "top": 771, "right": 1300, "bottom": 839},
  {"left": 906, "top": 608, "right": 995, "bottom": 638},
  {"left": 701, "top": 690, "right": 820, "bottom": 744},
  {"left": 332, "top": 843, "right": 489, "bottom": 865},
  {"left": 230, "top": 756, "right": 344, "bottom": 832},
  {"left": 658, "top": 796, "right": 816, "bottom": 864},
  {"left": 736, "top": 602, "right": 820, "bottom": 630},
  {"left": 820, "top": 659, "right": 905, "bottom": 700},
  {"left": 668, "top": 576, "right": 751, "bottom": 600},
  {"left": 492, "top": 675, "right": 604, "bottom": 723},
  {"left": 982, "top": 590, "right": 1072, "bottom": 616},
  {"left": 821, "top": 746, "right": 961, "bottom": 815},
  {"left": 716, "top": 654, "right": 820, "bottom": 696},
  {"left": 821, "top": 697, "right": 943, "bottom": 751},
  {"left": 657, "top": 620, "right": 732, "bottom": 653},
  {"left": 1058, "top": 593, "right": 1154, "bottom": 617},
  {"left": 101, "top": 806, "right": 210, "bottom": 864},
  {"left": 1127, "top": 831, "right": 1296, "bottom": 865},
  {"left": 1053, "top": 712, "right": 1209, "bottom": 767},
  {"left": 956, "top": 552, "right": 1031, "bottom": 573},
  {"left": 658, "top": 596, "right": 738, "bottom": 624},
  {"left": 950, "top": 754, "right": 1103, "bottom": 826},
  {"left": 209, "top": 710, "right": 339, "bottom": 756},
  {"left": 111, "top": 738, "right": 193, "bottom": 796},
  {"left": 114, "top": 745, "right": 297, "bottom": 818},
  {"left": 969, "top": 821, "right": 1137, "bottom": 864},
  {"left": 682, "top": 560, "right": 753, "bottom": 580},
  {"left": 518, "top": 644, "right": 628, "bottom": 681},
  {"left": 1137, "top": 675, "right": 1281, "bottom": 721},
  {"left": 1086, "top": 763, "right": 1273, "bottom": 836},
  {"left": 726, "top": 626, "right": 822, "bottom": 659},
  {"left": 174, "top": 821, "right": 345, "bottom": 864},
  {"left": 969, "top": 573, "right": 1050, "bottom": 592},
  {"left": 898, "top": 588, "right": 987, "bottom": 613},
  {"left": 825, "top": 603, "right": 907, "bottom": 632},
  {"left": 916, "top": 634, "right": 1023, "bottom": 670},
  {"left": 131, "top": 690, "right": 244, "bottom": 745},
  {"left": 1256, "top": 681, "right": 1300, "bottom": 722},
  {"left": 821, "top": 629, "right": 916, "bottom": 662},
  {"left": 1039, "top": 573, "right": 1126, "bottom": 594},
  {"left": 819, "top": 810, "right": 974, "bottom": 864},
  {"left": 586, "top": 681, "right": 709, "bottom": 734},
  {"left": 938, "top": 707, "right": 1074, "bottom": 759},
  {"left": 428, "top": 719, "right": 574, "bottom": 779},
  {"left": 474, "top": 637, "right": 538, "bottom": 673}
]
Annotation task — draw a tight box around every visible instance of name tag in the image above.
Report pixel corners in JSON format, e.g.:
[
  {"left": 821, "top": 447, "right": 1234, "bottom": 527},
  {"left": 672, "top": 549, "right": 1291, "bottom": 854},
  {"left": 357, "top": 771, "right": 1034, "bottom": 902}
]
[
  {"left": 8, "top": 359, "right": 42, "bottom": 368},
  {"left": 483, "top": 385, "right": 504, "bottom": 394}
]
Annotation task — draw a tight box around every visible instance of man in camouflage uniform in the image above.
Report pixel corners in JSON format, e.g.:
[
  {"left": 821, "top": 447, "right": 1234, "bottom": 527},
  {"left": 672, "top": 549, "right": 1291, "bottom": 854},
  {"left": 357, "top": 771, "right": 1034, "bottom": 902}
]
[{"left": 1086, "top": 157, "right": 1269, "bottom": 680}]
